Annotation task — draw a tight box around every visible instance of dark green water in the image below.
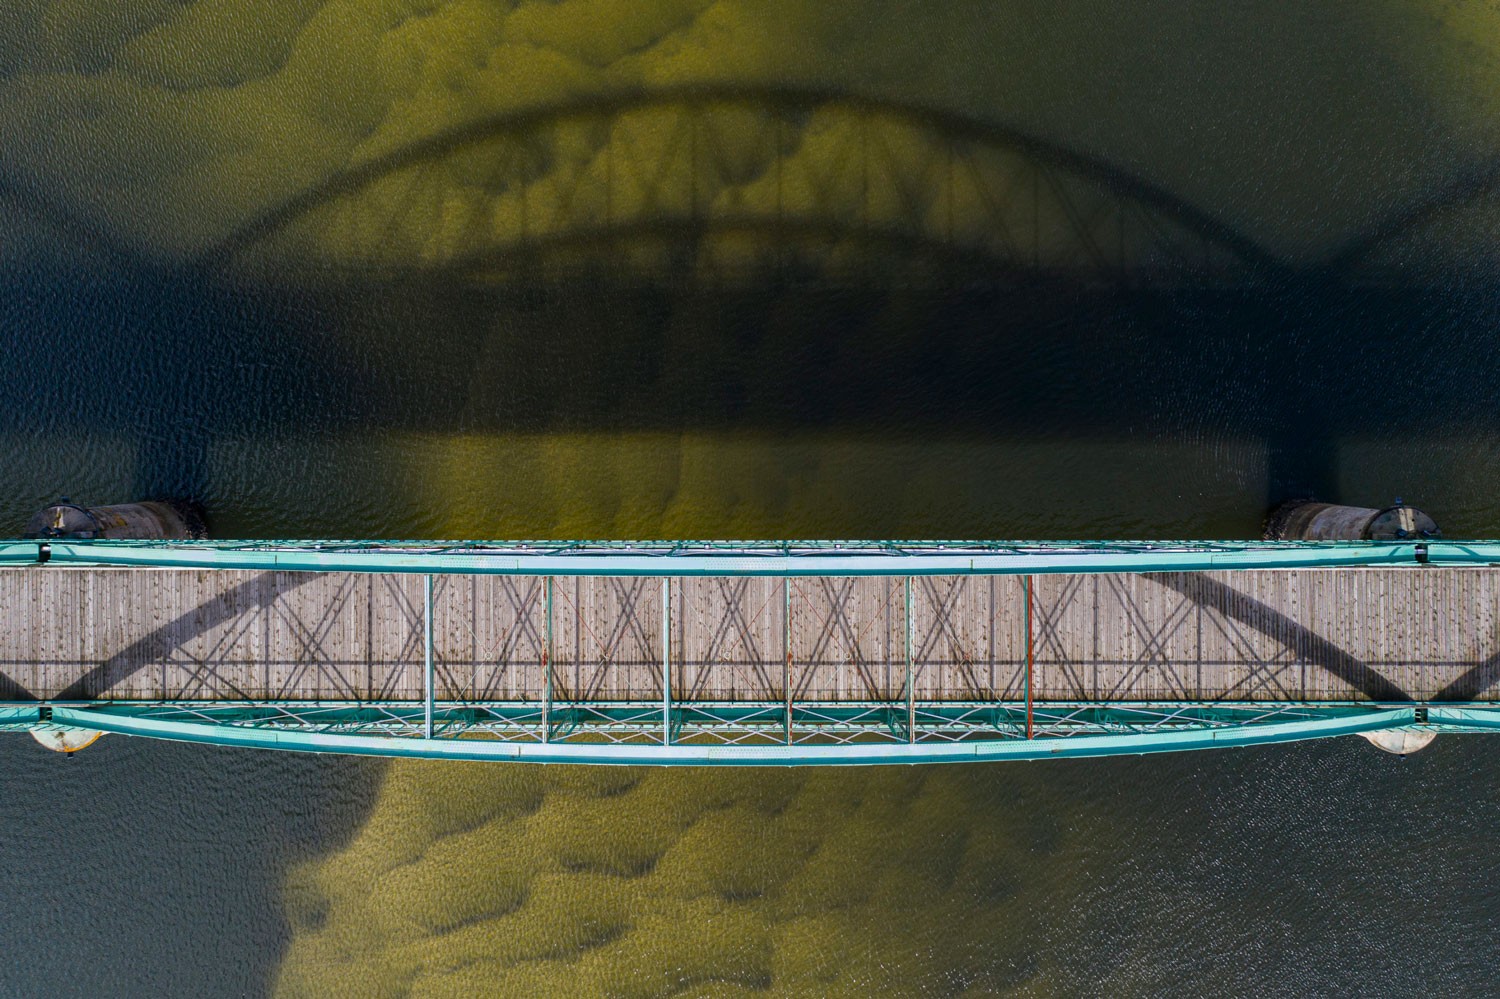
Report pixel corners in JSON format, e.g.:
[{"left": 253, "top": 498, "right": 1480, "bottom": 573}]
[
  {"left": 6, "top": 729, "right": 1500, "bottom": 995},
  {"left": 2, "top": 2, "right": 1500, "bottom": 994}
]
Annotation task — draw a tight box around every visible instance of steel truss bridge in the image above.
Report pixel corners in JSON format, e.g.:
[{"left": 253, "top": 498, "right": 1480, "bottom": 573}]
[{"left": 5, "top": 539, "right": 1500, "bottom": 764}]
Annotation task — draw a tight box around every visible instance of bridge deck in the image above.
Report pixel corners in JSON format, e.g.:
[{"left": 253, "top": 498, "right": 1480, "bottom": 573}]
[{"left": 1, "top": 566, "right": 1494, "bottom": 705}]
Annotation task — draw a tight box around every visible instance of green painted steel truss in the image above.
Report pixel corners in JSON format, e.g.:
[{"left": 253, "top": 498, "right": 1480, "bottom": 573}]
[
  {"left": 5, "top": 701, "right": 1491, "bottom": 764},
  {"left": 7, "top": 537, "right": 1500, "bottom": 576},
  {"left": 6, "top": 538, "right": 1500, "bottom": 763}
]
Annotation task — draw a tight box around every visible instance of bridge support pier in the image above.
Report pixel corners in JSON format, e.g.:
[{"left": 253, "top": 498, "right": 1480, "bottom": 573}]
[
  {"left": 1264, "top": 499, "right": 1437, "bottom": 541},
  {"left": 1359, "top": 728, "right": 1437, "bottom": 755},
  {"left": 30, "top": 725, "right": 103, "bottom": 754},
  {"left": 24, "top": 499, "right": 205, "bottom": 540}
]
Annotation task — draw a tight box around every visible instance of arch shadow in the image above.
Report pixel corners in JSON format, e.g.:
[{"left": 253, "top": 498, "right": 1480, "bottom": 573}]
[
  {"left": 1145, "top": 572, "right": 1411, "bottom": 702},
  {"left": 0, "top": 173, "right": 141, "bottom": 272},
  {"left": 1324, "top": 161, "right": 1500, "bottom": 274},
  {"left": 55, "top": 571, "right": 319, "bottom": 700},
  {"left": 192, "top": 84, "right": 1290, "bottom": 281}
]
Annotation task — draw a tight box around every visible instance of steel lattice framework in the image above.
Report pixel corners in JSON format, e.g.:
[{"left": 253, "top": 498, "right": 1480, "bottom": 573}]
[
  {"left": 4, "top": 538, "right": 1500, "bottom": 763},
  {"left": 9, "top": 536, "right": 1495, "bottom": 574},
  {"left": 7, "top": 701, "right": 1496, "bottom": 764}
]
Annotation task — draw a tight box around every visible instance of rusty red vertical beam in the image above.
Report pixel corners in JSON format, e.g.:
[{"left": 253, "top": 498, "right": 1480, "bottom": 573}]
[{"left": 1025, "top": 574, "right": 1034, "bottom": 740}]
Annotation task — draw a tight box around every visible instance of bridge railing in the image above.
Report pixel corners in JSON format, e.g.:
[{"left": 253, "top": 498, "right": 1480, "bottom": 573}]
[
  {"left": 0, "top": 700, "right": 1463, "bottom": 765},
  {"left": 4, "top": 538, "right": 1500, "bottom": 575}
]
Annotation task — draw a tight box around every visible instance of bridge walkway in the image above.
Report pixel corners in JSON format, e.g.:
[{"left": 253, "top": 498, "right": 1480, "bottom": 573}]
[{"left": 2, "top": 566, "right": 1495, "bottom": 707}]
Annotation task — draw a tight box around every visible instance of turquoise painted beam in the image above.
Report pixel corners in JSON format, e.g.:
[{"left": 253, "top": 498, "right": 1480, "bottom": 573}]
[
  {"left": 0, "top": 542, "right": 42, "bottom": 563},
  {"left": 49, "top": 705, "right": 1419, "bottom": 765},
  {"left": 1427, "top": 706, "right": 1500, "bottom": 731},
  {"left": 0, "top": 706, "right": 41, "bottom": 726},
  {"left": 30, "top": 699, "right": 1375, "bottom": 731},
  {"left": 7, "top": 538, "right": 1500, "bottom": 576}
]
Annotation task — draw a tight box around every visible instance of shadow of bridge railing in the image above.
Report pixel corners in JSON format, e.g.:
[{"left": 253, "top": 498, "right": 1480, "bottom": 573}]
[{"left": 15, "top": 562, "right": 1500, "bottom": 709}]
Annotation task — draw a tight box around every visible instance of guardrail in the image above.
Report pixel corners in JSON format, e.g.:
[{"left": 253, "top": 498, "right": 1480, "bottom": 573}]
[
  {"left": 3, "top": 538, "right": 1498, "bottom": 576},
  {"left": 3, "top": 701, "right": 1478, "bottom": 764}
]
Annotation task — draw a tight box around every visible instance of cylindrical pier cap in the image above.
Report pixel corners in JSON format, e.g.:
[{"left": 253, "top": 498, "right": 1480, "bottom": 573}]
[
  {"left": 1359, "top": 728, "right": 1437, "bottom": 755},
  {"left": 24, "top": 499, "right": 206, "bottom": 540},
  {"left": 30, "top": 725, "right": 104, "bottom": 753},
  {"left": 1264, "top": 500, "right": 1438, "bottom": 541}
]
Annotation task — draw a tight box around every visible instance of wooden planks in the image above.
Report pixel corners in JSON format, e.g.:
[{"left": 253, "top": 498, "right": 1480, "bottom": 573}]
[
  {"left": 550, "top": 575, "right": 663, "bottom": 701},
  {"left": 910, "top": 575, "right": 1025, "bottom": 701},
  {"left": 789, "top": 576, "right": 906, "bottom": 700},
  {"left": 676, "top": 576, "right": 786, "bottom": 701},
  {"left": 429, "top": 574, "right": 546, "bottom": 701},
  {"left": 0, "top": 566, "right": 1496, "bottom": 704}
]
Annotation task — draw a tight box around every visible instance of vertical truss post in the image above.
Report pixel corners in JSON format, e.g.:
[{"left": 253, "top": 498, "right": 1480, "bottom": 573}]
[
  {"left": 542, "top": 575, "right": 553, "bottom": 743},
  {"left": 423, "top": 574, "right": 434, "bottom": 740},
  {"left": 1024, "top": 574, "right": 1034, "bottom": 740},
  {"left": 784, "top": 577, "right": 793, "bottom": 745},
  {"left": 662, "top": 577, "right": 672, "bottom": 745},
  {"left": 905, "top": 577, "right": 915, "bottom": 743}
]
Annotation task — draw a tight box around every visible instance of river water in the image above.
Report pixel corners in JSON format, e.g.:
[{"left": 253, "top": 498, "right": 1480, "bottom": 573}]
[{"left": 2, "top": 2, "right": 1500, "bottom": 995}]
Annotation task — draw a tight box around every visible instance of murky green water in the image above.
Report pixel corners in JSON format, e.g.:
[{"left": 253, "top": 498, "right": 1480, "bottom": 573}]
[
  {"left": 274, "top": 746, "right": 1500, "bottom": 997},
  {"left": 2, "top": 2, "right": 1500, "bottom": 995}
]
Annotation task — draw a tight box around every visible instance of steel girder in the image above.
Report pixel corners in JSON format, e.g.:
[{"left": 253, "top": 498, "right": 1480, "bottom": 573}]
[
  {"left": 3, "top": 700, "right": 1491, "bottom": 765},
  {"left": 4, "top": 538, "right": 1499, "bottom": 575}
]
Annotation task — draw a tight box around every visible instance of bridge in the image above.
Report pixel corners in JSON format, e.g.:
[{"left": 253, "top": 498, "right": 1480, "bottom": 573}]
[{"left": 4, "top": 539, "right": 1500, "bottom": 764}]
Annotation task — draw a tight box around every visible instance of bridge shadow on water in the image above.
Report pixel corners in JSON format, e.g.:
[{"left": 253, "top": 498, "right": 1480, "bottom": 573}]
[
  {"left": 5, "top": 80, "right": 1500, "bottom": 998},
  {"left": 2, "top": 265, "right": 1497, "bottom": 527},
  {"left": 1, "top": 87, "right": 1498, "bottom": 535}
]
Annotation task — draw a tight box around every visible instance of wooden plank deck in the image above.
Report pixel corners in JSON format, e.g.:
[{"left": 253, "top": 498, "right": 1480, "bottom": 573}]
[{"left": 0, "top": 566, "right": 1495, "bottom": 703}]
